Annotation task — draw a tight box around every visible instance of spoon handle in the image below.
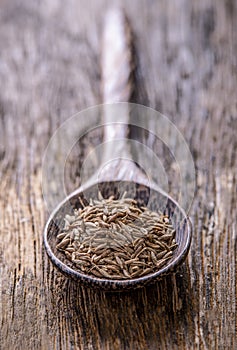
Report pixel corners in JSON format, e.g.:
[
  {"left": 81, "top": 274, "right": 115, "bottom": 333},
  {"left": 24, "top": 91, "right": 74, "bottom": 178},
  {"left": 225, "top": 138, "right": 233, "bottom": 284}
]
[
  {"left": 101, "top": 8, "right": 134, "bottom": 156},
  {"left": 101, "top": 8, "right": 134, "bottom": 105}
]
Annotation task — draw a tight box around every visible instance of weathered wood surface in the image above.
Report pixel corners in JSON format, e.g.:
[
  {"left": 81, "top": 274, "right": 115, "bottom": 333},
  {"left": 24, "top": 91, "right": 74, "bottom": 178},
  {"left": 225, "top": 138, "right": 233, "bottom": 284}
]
[{"left": 0, "top": 0, "right": 236, "bottom": 349}]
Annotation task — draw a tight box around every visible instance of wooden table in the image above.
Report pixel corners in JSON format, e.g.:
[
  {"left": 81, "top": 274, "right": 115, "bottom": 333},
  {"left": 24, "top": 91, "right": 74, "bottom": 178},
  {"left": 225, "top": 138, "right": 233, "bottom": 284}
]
[{"left": 0, "top": 1, "right": 236, "bottom": 349}]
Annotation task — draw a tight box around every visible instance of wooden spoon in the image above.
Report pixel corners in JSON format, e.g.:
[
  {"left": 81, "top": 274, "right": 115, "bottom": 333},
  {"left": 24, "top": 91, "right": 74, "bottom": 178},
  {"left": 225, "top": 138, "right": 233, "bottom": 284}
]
[{"left": 43, "top": 8, "right": 192, "bottom": 291}]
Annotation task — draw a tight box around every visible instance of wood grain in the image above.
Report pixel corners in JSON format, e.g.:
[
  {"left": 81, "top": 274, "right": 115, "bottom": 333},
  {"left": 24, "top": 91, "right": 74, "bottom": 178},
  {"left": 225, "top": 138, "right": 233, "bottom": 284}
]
[{"left": 0, "top": 0, "right": 236, "bottom": 349}]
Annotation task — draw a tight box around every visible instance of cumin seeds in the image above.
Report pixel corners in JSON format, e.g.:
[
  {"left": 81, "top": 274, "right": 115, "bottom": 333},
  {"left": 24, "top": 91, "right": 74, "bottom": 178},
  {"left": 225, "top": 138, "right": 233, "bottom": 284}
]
[{"left": 56, "top": 193, "right": 178, "bottom": 279}]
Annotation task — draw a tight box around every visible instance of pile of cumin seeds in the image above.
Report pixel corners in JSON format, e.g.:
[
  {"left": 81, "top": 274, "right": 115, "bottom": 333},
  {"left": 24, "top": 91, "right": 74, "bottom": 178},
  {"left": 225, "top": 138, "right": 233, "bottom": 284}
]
[{"left": 56, "top": 193, "right": 178, "bottom": 279}]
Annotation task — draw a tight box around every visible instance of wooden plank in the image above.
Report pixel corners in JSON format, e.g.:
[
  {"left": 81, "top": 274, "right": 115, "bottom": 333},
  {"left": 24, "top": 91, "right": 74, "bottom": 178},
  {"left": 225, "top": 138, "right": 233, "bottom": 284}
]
[{"left": 0, "top": 0, "right": 236, "bottom": 349}]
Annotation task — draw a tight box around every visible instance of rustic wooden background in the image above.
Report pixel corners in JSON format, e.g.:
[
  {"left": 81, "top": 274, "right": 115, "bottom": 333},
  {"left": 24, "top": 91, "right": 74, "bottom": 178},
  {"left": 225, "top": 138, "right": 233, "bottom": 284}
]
[{"left": 0, "top": 0, "right": 236, "bottom": 349}]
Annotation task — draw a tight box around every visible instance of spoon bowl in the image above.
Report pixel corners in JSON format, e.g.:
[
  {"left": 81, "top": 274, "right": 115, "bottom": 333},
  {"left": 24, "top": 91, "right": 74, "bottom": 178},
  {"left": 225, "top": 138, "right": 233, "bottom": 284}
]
[{"left": 44, "top": 180, "right": 192, "bottom": 291}]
